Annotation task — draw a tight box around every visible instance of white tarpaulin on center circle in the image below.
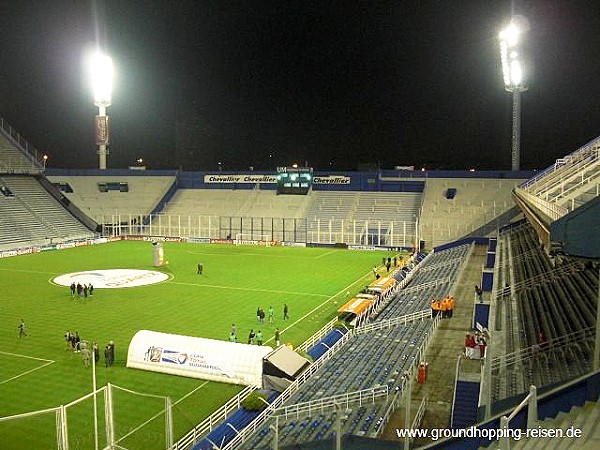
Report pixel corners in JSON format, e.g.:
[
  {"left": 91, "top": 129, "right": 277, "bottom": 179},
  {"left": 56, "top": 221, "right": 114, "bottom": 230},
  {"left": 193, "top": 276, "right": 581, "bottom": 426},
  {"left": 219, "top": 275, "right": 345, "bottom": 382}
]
[{"left": 127, "top": 330, "right": 273, "bottom": 387}]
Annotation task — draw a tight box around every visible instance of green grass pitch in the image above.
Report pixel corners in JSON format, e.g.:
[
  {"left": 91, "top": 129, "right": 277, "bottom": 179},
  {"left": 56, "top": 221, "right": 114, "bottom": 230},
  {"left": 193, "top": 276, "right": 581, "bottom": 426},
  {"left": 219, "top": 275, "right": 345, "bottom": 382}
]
[{"left": 0, "top": 240, "right": 399, "bottom": 449}]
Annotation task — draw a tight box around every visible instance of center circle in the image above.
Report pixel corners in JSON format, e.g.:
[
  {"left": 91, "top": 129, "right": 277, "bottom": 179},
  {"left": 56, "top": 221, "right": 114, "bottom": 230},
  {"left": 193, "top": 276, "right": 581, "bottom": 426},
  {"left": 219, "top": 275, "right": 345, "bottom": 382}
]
[{"left": 52, "top": 269, "right": 169, "bottom": 289}]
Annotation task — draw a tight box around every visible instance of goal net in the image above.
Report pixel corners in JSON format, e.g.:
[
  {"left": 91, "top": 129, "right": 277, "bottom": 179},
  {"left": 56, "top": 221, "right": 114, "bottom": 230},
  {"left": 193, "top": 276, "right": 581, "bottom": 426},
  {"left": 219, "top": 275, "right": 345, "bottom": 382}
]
[
  {"left": 0, "top": 383, "right": 172, "bottom": 450},
  {"left": 234, "top": 233, "right": 272, "bottom": 246}
]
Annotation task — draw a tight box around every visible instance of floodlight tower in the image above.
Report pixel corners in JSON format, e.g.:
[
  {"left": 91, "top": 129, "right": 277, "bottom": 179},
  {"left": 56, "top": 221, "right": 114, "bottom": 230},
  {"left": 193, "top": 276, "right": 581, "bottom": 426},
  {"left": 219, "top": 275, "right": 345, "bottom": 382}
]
[
  {"left": 91, "top": 52, "right": 113, "bottom": 169},
  {"left": 499, "top": 21, "right": 527, "bottom": 171}
]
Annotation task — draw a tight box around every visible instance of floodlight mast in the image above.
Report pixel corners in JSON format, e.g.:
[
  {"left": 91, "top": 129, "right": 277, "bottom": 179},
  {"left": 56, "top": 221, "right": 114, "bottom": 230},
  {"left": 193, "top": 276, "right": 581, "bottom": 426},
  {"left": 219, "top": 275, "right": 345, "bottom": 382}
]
[
  {"left": 499, "top": 21, "right": 527, "bottom": 171},
  {"left": 91, "top": 52, "right": 113, "bottom": 170}
]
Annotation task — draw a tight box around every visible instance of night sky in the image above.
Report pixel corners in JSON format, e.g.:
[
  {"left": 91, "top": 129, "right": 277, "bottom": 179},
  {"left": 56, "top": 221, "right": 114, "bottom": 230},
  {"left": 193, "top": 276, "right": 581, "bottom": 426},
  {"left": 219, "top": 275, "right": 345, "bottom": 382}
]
[{"left": 1, "top": 0, "right": 599, "bottom": 171}]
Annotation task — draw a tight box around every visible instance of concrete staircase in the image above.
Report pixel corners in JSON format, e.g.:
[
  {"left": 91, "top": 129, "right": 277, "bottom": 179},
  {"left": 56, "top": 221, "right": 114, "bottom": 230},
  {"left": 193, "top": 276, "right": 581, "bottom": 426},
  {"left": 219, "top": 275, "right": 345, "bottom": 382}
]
[{"left": 508, "top": 400, "right": 600, "bottom": 449}]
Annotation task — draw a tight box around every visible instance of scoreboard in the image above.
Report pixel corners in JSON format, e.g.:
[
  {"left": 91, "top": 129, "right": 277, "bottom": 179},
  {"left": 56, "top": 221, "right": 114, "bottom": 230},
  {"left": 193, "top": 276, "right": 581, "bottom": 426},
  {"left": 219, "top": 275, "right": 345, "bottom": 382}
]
[{"left": 276, "top": 166, "right": 313, "bottom": 195}]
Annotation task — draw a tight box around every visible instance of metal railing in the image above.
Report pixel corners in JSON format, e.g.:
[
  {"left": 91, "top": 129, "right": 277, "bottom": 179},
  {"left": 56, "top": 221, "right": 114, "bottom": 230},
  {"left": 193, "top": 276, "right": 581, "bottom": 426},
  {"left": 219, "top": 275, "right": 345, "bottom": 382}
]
[
  {"left": 513, "top": 187, "right": 568, "bottom": 221},
  {"left": 0, "top": 116, "right": 43, "bottom": 171},
  {"left": 296, "top": 317, "right": 340, "bottom": 353},
  {"left": 220, "top": 329, "right": 355, "bottom": 450},
  {"left": 449, "top": 355, "right": 463, "bottom": 429},
  {"left": 491, "top": 327, "right": 595, "bottom": 372},
  {"left": 172, "top": 385, "right": 256, "bottom": 450},
  {"left": 519, "top": 135, "right": 600, "bottom": 190},
  {"left": 499, "top": 385, "right": 538, "bottom": 450},
  {"left": 411, "top": 395, "right": 428, "bottom": 434},
  {"left": 272, "top": 385, "right": 390, "bottom": 420},
  {"left": 356, "top": 309, "right": 432, "bottom": 335}
]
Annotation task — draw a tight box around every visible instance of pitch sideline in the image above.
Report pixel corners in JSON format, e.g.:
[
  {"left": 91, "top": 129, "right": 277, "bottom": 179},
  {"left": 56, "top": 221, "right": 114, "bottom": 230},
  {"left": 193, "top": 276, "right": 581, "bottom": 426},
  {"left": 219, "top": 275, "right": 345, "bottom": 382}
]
[{"left": 0, "top": 351, "right": 55, "bottom": 386}]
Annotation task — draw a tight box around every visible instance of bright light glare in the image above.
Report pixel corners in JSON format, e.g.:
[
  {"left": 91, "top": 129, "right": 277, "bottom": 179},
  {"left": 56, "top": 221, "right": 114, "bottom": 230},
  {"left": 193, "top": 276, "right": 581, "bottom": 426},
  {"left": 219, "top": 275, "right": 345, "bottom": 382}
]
[
  {"left": 499, "top": 24, "right": 519, "bottom": 47},
  {"left": 510, "top": 60, "right": 523, "bottom": 85},
  {"left": 499, "top": 21, "right": 526, "bottom": 88},
  {"left": 91, "top": 52, "right": 113, "bottom": 105}
]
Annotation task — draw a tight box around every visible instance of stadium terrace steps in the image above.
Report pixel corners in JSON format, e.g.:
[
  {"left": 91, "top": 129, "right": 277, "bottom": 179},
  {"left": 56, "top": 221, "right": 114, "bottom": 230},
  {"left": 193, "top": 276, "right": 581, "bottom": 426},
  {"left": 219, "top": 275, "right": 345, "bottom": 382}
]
[
  {"left": 506, "top": 400, "right": 600, "bottom": 449},
  {"left": 245, "top": 321, "right": 430, "bottom": 449},
  {"left": 0, "top": 175, "right": 94, "bottom": 249},
  {"left": 46, "top": 175, "right": 176, "bottom": 223},
  {"left": 0, "top": 133, "right": 40, "bottom": 174},
  {"left": 376, "top": 244, "right": 470, "bottom": 321},
  {"left": 239, "top": 244, "right": 472, "bottom": 449},
  {"left": 493, "top": 224, "right": 598, "bottom": 403},
  {"left": 520, "top": 136, "right": 600, "bottom": 213},
  {"left": 419, "top": 178, "right": 523, "bottom": 249},
  {"left": 191, "top": 391, "right": 279, "bottom": 450},
  {"left": 451, "top": 380, "right": 480, "bottom": 429}
]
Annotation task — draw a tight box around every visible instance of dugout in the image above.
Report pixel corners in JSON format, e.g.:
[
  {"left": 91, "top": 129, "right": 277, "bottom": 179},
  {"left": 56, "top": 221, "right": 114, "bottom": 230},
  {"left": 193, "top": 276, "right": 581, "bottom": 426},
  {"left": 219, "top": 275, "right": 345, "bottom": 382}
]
[
  {"left": 366, "top": 276, "right": 397, "bottom": 297},
  {"left": 337, "top": 296, "right": 375, "bottom": 327},
  {"left": 127, "top": 330, "right": 272, "bottom": 387},
  {"left": 262, "top": 345, "right": 311, "bottom": 392}
]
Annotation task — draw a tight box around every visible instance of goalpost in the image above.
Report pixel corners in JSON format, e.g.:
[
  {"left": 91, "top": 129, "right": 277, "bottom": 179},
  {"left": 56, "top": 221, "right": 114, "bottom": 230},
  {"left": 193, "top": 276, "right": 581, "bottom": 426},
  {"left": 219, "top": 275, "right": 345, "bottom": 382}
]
[
  {"left": 0, "top": 383, "right": 172, "bottom": 450},
  {"left": 234, "top": 233, "right": 272, "bottom": 246}
]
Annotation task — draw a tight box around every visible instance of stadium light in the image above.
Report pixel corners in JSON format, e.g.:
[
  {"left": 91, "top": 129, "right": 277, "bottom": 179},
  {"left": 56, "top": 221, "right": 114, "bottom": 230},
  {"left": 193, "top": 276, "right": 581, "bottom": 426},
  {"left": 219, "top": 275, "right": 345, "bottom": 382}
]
[
  {"left": 499, "top": 19, "right": 528, "bottom": 171},
  {"left": 91, "top": 51, "right": 113, "bottom": 170}
]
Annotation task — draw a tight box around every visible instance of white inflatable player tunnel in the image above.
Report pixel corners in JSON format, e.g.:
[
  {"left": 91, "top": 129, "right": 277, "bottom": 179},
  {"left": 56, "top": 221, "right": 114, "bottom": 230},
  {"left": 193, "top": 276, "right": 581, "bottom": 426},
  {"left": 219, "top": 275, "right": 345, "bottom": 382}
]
[{"left": 127, "top": 330, "right": 273, "bottom": 387}]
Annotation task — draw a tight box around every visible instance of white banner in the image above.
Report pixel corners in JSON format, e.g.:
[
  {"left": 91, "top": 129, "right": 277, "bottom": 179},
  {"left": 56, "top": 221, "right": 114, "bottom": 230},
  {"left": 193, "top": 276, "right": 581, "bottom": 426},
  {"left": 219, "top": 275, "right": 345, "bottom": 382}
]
[
  {"left": 203, "top": 174, "right": 277, "bottom": 184},
  {"left": 127, "top": 330, "right": 272, "bottom": 387}
]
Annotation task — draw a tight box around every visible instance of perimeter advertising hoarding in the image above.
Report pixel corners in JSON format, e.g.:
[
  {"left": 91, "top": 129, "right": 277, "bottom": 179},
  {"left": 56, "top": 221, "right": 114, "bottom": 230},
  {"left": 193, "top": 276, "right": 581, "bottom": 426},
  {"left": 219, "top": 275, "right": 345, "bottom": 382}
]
[
  {"left": 202, "top": 174, "right": 352, "bottom": 185},
  {"left": 127, "top": 330, "right": 273, "bottom": 387},
  {"left": 203, "top": 174, "right": 277, "bottom": 184}
]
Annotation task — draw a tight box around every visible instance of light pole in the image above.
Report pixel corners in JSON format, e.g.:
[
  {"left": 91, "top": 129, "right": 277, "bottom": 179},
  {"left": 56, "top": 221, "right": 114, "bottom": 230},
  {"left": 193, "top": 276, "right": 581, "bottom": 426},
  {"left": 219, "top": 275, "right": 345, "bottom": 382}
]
[
  {"left": 42, "top": 154, "right": 48, "bottom": 171},
  {"left": 91, "top": 52, "right": 113, "bottom": 170},
  {"left": 499, "top": 20, "right": 528, "bottom": 171}
]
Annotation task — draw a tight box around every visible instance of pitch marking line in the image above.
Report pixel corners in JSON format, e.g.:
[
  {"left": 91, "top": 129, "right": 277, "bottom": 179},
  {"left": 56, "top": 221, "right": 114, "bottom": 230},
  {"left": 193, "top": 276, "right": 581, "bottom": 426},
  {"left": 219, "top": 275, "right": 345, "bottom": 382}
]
[
  {"left": 315, "top": 250, "right": 337, "bottom": 259},
  {"left": 175, "top": 380, "right": 210, "bottom": 406},
  {"left": 186, "top": 250, "right": 321, "bottom": 259},
  {"left": 264, "top": 269, "right": 375, "bottom": 345},
  {"left": 0, "top": 268, "right": 59, "bottom": 275},
  {"left": 0, "top": 351, "right": 55, "bottom": 385},
  {"left": 169, "top": 281, "right": 330, "bottom": 298},
  {"left": 114, "top": 381, "right": 210, "bottom": 445}
]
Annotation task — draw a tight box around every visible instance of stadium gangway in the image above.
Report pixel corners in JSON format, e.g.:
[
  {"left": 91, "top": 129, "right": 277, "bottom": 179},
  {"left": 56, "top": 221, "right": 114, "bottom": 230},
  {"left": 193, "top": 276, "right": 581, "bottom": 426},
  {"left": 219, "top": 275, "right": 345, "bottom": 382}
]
[
  {"left": 218, "top": 328, "right": 356, "bottom": 450},
  {"left": 271, "top": 385, "right": 391, "bottom": 420}
]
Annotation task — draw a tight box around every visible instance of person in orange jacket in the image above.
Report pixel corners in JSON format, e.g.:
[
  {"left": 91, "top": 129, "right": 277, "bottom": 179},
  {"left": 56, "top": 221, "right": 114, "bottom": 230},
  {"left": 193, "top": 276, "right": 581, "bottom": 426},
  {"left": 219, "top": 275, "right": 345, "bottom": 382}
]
[{"left": 448, "top": 296, "right": 455, "bottom": 318}]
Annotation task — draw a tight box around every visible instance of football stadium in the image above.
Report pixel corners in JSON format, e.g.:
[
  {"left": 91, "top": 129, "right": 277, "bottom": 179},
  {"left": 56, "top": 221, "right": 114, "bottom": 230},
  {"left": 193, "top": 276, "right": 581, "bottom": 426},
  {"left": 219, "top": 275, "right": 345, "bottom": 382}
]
[
  {"left": 1, "top": 3, "right": 600, "bottom": 450},
  {"left": 1, "top": 123, "right": 599, "bottom": 449}
]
